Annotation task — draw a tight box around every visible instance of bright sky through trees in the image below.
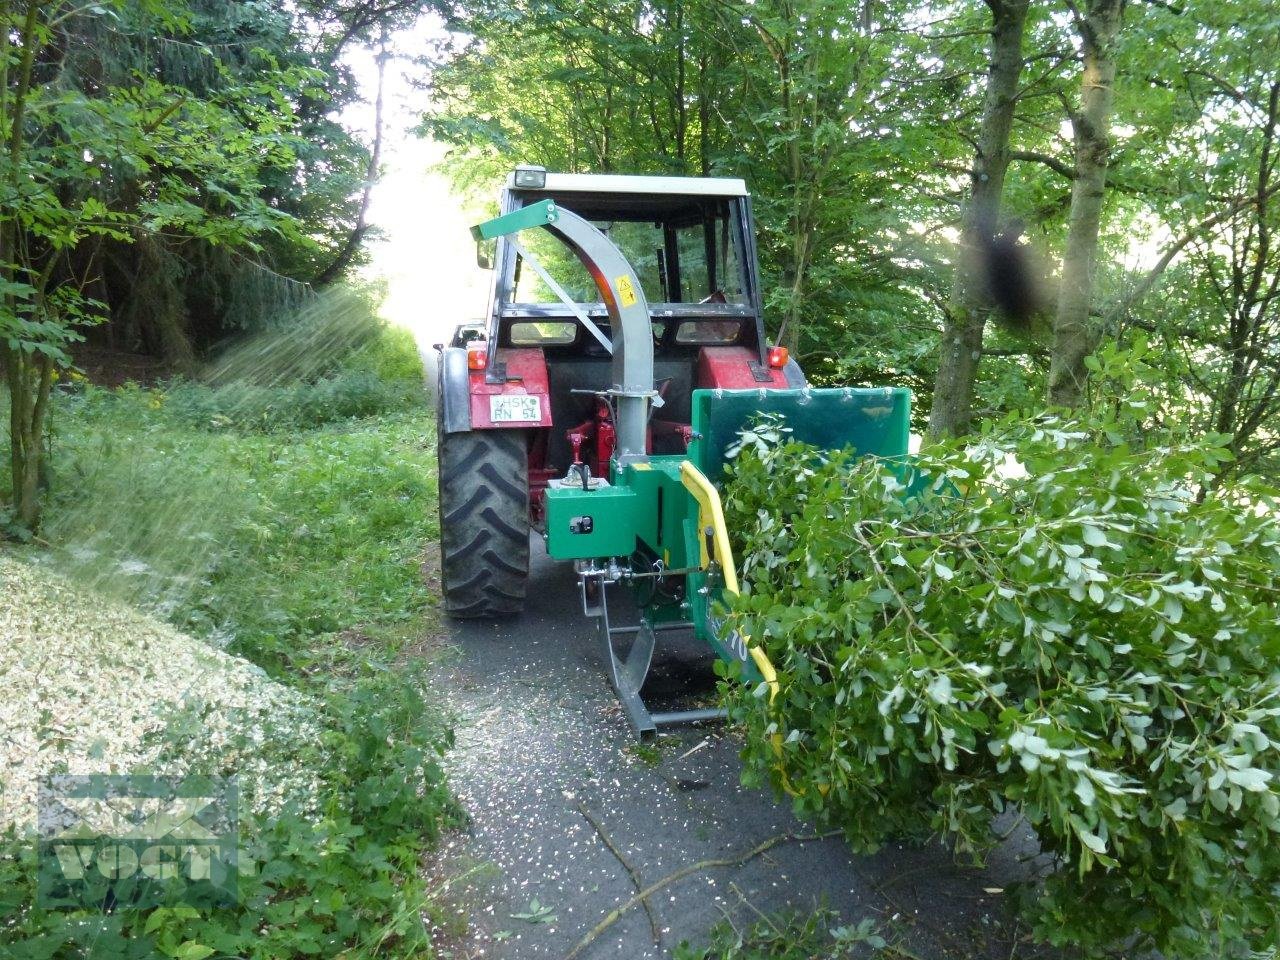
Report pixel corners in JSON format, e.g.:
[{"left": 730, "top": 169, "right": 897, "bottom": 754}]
[{"left": 343, "top": 17, "right": 488, "bottom": 359}]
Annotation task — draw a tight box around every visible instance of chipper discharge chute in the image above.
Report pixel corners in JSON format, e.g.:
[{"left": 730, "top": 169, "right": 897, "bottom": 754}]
[{"left": 436, "top": 167, "right": 910, "bottom": 736}]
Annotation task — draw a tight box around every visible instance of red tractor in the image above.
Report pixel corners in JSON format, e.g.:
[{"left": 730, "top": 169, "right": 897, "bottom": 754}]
[{"left": 435, "top": 166, "right": 805, "bottom": 618}]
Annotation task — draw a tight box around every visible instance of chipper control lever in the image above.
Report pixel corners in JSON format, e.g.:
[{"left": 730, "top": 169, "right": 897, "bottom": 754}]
[{"left": 472, "top": 199, "right": 657, "bottom": 463}]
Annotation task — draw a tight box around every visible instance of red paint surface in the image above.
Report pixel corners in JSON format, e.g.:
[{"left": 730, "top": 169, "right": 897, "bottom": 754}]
[
  {"left": 528, "top": 430, "right": 552, "bottom": 524},
  {"left": 696, "top": 346, "right": 790, "bottom": 389},
  {"left": 563, "top": 398, "right": 616, "bottom": 479},
  {"left": 468, "top": 347, "right": 555, "bottom": 429}
]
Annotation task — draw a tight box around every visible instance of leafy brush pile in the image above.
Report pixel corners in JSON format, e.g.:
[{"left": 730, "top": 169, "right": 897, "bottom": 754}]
[
  {"left": 723, "top": 415, "right": 1280, "bottom": 957},
  {"left": 676, "top": 908, "right": 888, "bottom": 960}
]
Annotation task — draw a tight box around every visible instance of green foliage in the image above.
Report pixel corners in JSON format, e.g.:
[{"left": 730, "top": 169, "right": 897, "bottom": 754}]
[
  {"left": 0, "top": 0, "right": 352, "bottom": 529},
  {"left": 159, "top": 372, "right": 419, "bottom": 433},
  {"left": 0, "top": 0, "right": 310, "bottom": 321},
  {"left": 39, "top": 390, "right": 435, "bottom": 666},
  {"left": 424, "top": 0, "right": 965, "bottom": 398},
  {"left": 0, "top": 335, "right": 453, "bottom": 957},
  {"left": 47, "top": 310, "right": 427, "bottom": 441},
  {"left": 206, "top": 412, "right": 439, "bottom": 672},
  {"left": 202, "top": 287, "right": 388, "bottom": 386},
  {"left": 723, "top": 397, "right": 1280, "bottom": 957},
  {"left": 344, "top": 324, "right": 427, "bottom": 386},
  {"left": 425, "top": 0, "right": 1280, "bottom": 468},
  {"left": 675, "top": 908, "right": 887, "bottom": 960},
  {"left": 1110, "top": 0, "right": 1280, "bottom": 478}
]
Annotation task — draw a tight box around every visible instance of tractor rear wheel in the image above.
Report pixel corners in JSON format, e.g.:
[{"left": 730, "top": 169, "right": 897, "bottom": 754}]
[{"left": 437, "top": 426, "right": 530, "bottom": 617}]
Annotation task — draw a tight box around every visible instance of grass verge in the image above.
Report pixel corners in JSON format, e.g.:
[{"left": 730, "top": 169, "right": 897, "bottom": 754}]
[{"left": 1, "top": 322, "right": 460, "bottom": 959}]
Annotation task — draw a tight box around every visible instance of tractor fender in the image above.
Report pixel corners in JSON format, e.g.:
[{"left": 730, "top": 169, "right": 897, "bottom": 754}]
[
  {"left": 467, "top": 348, "right": 554, "bottom": 431},
  {"left": 781, "top": 357, "right": 807, "bottom": 388},
  {"left": 438, "top": 346, "right": 472, "bottom": 434},
  {"left": 696, "top": 346, "right": 807, "bottom": 390}
]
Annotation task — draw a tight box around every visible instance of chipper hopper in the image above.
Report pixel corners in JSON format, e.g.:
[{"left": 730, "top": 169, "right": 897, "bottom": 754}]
[{"left": 436, "top": 166, "right": 910, "bottom": 736}]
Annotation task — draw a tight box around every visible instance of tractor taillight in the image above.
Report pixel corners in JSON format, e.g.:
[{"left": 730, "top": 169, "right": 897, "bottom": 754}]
[
  {"left": 767, "top": 345, "right": 789, "bottom": 368},
  {"left": 467, "top": 345, "right": 489, "bottom": 371}
]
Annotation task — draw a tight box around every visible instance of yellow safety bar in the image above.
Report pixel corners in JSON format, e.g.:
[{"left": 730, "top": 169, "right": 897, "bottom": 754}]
[
  {"left": 678, "top": 461, "right": 779, "bottom": 701},
  {"left": 680, "top": 460, "right": 824, "bottom": 799}
]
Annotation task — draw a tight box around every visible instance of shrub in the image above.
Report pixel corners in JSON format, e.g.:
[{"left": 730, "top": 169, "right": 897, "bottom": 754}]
[
  {"left": 201, "top": 286, "right": 386, "bottom": 388},
  {"left": 154, "top": 369, "right": 417, "bottom": 433},
  {"left": 723, "top": 412, "right": 1280, "bottom": 957},
  {"left": 343, "top": 323, "right": 426, "bottom": 385},
  {"left": 166, "top": 320, "right": 424, "bottom": 432}
]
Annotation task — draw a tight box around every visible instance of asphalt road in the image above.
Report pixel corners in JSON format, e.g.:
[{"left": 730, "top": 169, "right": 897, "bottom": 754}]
[{"left": 428, "top": 539, "right": 1034, "bottom": 960}]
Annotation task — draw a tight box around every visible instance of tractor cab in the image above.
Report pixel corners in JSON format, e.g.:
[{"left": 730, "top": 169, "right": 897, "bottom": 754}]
[
  {"left": 489, "top": 170, "right": 764, "bottom": 359},
  {"left": 436, "top": 168, "right": 801, "bottom": 616},
  {"left": 451, "top": 167, "right": 802, "bottom": 508}
]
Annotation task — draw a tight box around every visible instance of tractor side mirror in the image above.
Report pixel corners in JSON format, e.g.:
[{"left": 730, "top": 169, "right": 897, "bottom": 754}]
[{"left": 475, "top": 239, "right": 494, "bottom": 271}]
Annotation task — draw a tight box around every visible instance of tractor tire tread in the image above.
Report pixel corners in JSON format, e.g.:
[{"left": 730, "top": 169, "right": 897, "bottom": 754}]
[
  {"left": 478, "top": 461, "right": 527, "bottom": 501},
  {"left": 437, "top": 424, "right": 529, "bottom": 618}
]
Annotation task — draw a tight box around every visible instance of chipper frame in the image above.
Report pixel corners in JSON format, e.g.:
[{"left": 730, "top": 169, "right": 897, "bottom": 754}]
[{"left": 462, "top": 186, "right": 911, "bottom": 737}]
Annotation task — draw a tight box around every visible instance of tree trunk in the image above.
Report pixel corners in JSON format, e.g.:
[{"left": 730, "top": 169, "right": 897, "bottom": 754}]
[
  {"left": 927, "top": 0, "right": 1030, "bottom": 439},
  {"left": 313, "top": 28, "right": 388, "bottom": 287},
  {"left": 1047, "top": 0, "right": 1124, "bottom": 408},
  {"left": 673, "top": 0, "right": 686, "bottom": 166},
  {"left": 780, "top": 231, "right": 808, "bottom": 354},
  {"left": 698, "top": 52, "right": 711, "bottom": 176},
  {"left": 129, "top": 233, "right": 197, "bottom": 373},
  {"left": 3, "top": 345, "right": 52, "bottom": 531},
  {"left": 2, "top": 0, "right": 51, "bottom": 532}
]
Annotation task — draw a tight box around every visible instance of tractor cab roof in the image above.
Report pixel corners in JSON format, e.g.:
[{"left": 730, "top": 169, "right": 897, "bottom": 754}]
[{"left": 504, "top": 169, "right": 748, "bottom": 198}]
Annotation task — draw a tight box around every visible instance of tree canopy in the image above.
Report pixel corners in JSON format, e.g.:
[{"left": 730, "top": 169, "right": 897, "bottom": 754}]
[{"left": 424, "top": 0, "right": 1280, "bottom": 473}]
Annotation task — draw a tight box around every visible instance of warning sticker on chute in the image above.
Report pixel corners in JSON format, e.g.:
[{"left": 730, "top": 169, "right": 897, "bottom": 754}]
[{"left": 615, "top": 274, "right": 637, "bottom": 307}]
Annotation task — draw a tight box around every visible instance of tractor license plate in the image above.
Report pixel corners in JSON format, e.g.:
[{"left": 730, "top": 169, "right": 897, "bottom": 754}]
[{"left": 489, "top": 395, "right": 542, "bottom": 423}]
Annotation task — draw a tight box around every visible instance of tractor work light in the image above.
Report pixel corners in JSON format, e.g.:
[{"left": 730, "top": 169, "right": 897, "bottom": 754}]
[
  {"left": 467, "top": 345, "right": 489, "bottom": 371},
  {"left": 512, "top": 164, "right": 547, "bottom": 189},
  {"left": 767, "top": 345, "right": 789, "bottom": 368}
]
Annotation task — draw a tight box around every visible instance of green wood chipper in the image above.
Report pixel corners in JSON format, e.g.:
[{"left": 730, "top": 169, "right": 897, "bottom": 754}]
[{"left": 435, "top": 166, "right": 910, "bottom": 736}]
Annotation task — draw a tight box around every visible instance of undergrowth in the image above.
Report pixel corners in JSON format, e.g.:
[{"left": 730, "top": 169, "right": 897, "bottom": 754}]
[
  {"left": 0, "top": 323, "right": 459, "bottom": 958},
  {"left": 159, "top": 369, "right": 420, "bottom": 433},
  {"left": 31, "top": 323, "right": 433, "bottom": 661},
  {"left": 675, "top": 909, "right": 890, "bottom": 960}
]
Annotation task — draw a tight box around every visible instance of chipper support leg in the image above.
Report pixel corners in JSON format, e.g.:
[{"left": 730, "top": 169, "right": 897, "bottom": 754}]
[{"left": 586, "top": 575, "right": 726, "bottom": 738}]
